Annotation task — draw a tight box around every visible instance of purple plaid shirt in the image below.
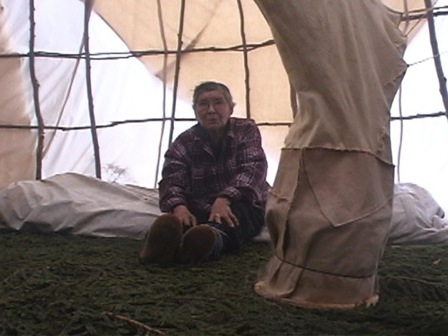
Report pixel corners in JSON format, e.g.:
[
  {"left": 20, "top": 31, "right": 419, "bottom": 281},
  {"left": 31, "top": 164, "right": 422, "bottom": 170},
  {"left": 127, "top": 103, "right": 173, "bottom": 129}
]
[{"left": 159, "top": 117, "right": 269, "bottom": 215}]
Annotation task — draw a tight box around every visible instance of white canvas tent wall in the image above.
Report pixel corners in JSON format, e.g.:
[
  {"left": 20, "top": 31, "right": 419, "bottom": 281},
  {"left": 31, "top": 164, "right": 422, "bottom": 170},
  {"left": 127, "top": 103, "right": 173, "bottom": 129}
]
[{"left": 0, "top": 0, "right": 447, "bottom": 210}]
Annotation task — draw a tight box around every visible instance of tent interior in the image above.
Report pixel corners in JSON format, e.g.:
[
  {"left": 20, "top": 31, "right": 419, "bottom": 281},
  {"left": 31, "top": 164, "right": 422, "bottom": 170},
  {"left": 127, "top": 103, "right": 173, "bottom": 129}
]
[{"left": 0, "top": 0, "right": 447, "bottom": 240}]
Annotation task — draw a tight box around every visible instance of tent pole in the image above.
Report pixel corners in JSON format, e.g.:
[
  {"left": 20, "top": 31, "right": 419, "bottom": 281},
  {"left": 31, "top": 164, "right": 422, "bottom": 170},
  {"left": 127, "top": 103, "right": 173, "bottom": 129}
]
[
  {"left": 83, "top": 0, "right": 102, "bottom": 178},
  {"left": 168, "top": 0, "right": 186, "bottom": 146},
  {"left": 236, "top": 0, "right": 251, "bottom": 119},
  {"left": 424, "top": 0, "right": 448, "bottom": 120},
  {"left": 28, "top": 0, "right": 44, "bottom": 180},
  {"left": 153, "top": 0, "right": 169, "bottom": 188}
]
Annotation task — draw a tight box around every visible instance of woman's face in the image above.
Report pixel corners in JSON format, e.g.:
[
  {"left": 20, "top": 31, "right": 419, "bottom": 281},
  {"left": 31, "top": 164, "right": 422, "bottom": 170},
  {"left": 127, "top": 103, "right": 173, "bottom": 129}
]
[{"left": 193, "top": 89, "right": 233, "bottom": 132}]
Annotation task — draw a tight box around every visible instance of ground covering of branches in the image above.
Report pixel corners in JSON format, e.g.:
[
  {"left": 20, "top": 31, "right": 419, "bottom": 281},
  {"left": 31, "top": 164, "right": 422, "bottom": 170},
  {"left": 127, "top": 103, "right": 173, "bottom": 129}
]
[{"left": 1, "top": 231, "right": 447, "bottom": 335}]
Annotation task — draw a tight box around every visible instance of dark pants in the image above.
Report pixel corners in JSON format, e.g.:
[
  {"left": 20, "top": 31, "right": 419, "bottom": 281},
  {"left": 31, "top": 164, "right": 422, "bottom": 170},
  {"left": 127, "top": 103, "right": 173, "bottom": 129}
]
[{"left": 193, "top": 201, "right": 265, "bottom": 255}]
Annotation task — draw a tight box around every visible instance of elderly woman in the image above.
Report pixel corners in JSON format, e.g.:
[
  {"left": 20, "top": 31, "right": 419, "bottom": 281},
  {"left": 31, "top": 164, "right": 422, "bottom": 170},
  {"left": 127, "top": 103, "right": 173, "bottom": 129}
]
[{"left": 139, "top": 81, "right": 269, "bottom": 266}]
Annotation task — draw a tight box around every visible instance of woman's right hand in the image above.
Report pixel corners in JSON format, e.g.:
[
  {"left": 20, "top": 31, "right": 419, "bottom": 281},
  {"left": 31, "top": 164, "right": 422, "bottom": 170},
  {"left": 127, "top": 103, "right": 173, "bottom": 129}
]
[{"left": 172, "top": 205, "right": 197, "bottom": 228}]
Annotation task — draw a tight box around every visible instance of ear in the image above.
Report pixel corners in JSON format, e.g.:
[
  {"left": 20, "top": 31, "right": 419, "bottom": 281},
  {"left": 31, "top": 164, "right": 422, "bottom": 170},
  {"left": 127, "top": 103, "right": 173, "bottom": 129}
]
[
  {"left": 193, "top": 106, "right": 199, "bottom": 119},
  {"left": 194, "top": 110, "right": 199, "bottom": 121},
  {"left": 229, "top": 103, "right": 235, "bottom": 115}
]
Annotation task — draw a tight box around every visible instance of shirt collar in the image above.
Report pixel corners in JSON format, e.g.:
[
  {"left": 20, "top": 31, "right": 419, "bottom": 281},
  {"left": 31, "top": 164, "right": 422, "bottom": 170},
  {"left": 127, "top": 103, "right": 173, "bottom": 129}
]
[{"left": 193, "top": 118, "right": 235, "bottom": 142}]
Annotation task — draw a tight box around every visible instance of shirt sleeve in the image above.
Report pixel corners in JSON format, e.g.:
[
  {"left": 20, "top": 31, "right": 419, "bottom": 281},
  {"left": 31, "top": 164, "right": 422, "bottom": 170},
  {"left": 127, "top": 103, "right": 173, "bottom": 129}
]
[
  {"left": 218, "top": 121, "right": 268, "bottom": 206},
  {"left": 158, "top": 138, "right": 190, "bottom": 213}
]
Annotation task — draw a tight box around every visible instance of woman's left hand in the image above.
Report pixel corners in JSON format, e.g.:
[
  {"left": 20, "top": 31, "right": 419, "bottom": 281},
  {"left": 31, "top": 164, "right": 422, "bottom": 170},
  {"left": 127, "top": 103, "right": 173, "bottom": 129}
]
[{"left": 209, "top": 197, "right": 239, "bottom": 227}]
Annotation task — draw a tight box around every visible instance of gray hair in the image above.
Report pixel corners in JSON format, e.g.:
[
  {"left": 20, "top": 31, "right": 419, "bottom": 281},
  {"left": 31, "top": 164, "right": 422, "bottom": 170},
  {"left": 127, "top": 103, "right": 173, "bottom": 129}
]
[{"left": 192, "top": 81, "right": 235, "bottom": 108}]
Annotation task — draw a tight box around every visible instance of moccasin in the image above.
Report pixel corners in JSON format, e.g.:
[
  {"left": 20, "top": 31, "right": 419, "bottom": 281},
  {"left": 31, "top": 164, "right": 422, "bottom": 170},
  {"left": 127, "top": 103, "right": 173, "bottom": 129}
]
[
  {"left": 179, "top": 224, "right": 222, "bottom": 265},
  {"left": 138, "top": 214, "right": 183, "bottom": 266}
]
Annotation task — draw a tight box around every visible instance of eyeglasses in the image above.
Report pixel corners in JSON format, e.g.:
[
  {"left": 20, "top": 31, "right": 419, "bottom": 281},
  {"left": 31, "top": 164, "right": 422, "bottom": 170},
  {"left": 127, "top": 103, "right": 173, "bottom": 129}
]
[{"left": 195, "top": 98, "right": 228, "bottom": 110}]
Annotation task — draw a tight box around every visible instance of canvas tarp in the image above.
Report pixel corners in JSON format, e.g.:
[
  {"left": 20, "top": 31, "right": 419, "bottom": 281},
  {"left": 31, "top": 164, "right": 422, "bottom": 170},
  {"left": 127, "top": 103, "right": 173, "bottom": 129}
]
[
  {"left": 0, "top": 173, "right": 160, "bottom": 239},
  {"left": 0, "top": 173, "right": 446, "bottom": 247},
  {"left": 390, "top": 183, "right": 448, "bottom": 244}
]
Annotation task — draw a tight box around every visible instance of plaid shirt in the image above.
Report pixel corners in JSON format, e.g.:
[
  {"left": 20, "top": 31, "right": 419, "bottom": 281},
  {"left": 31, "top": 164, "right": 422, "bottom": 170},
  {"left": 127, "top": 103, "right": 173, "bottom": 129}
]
[{"left": 159, "top": 117, "right": 269, "bottom": 215}]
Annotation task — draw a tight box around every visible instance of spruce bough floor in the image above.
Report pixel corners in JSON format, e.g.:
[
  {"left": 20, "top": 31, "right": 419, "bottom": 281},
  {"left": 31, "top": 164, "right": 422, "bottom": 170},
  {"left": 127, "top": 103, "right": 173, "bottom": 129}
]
[{"left": 1, "top": 231, "right": 447, "bottom": 335}]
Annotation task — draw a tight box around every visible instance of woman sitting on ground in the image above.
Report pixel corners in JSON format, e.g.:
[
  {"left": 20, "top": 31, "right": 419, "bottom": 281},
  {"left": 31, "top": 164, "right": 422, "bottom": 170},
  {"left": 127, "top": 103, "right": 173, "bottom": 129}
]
[{"left": 139, "top": 81, "right": 269, "bottom": 266}]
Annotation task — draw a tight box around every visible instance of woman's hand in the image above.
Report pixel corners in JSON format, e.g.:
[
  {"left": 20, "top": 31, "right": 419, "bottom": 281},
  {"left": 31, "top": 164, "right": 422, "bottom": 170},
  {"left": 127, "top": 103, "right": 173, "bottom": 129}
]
[
  {"left": 209, "top": 197, "right": 239, "bottom": 227},
  {"left": 172, "top": 205, "right": 197, "bottom": 228}
]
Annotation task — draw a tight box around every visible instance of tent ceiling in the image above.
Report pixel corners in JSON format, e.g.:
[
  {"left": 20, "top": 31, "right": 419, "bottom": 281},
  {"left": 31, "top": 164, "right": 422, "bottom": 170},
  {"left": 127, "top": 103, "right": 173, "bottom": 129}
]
[{"left": 89, "top": 0, "right": 435, "bottom": 132}]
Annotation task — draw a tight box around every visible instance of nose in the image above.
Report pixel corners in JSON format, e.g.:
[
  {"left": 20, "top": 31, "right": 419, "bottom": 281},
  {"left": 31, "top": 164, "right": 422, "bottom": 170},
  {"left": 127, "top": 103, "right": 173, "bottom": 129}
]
[{"left": 207, "top": 102, "right": 216, "bottom": 113}]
